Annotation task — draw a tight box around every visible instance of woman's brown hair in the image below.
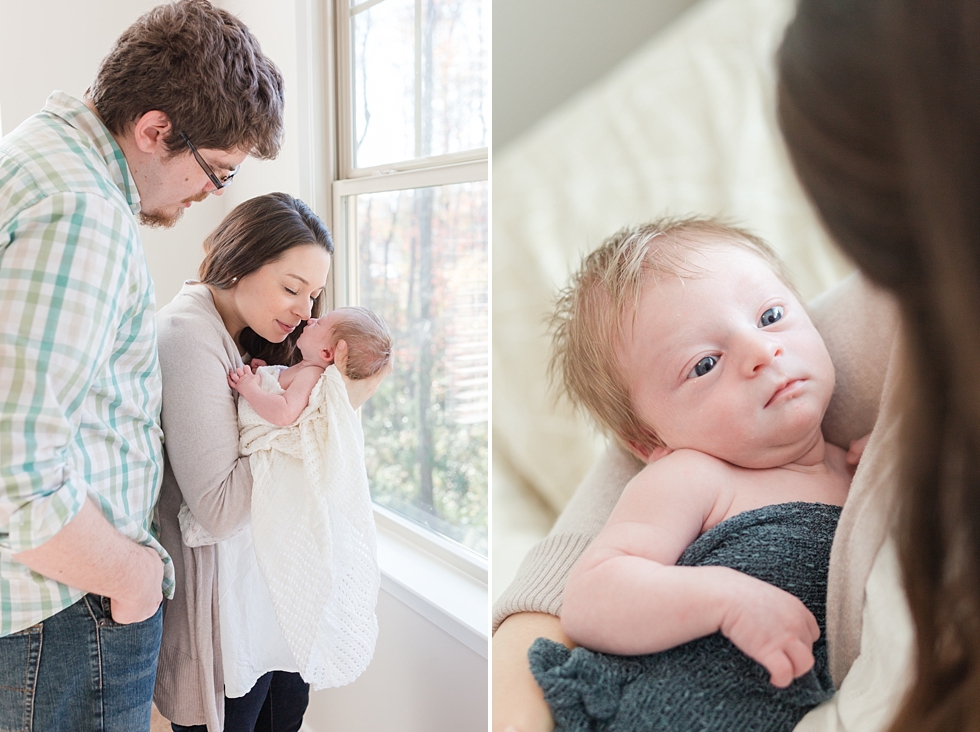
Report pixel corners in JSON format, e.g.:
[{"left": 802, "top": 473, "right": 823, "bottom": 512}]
[
  {"left": 89, "top": 0, "right": 284, "bottom": 159},
  {"left": 778, "top": 1, "right": 980, "bottom": 729},
  {"left": 199, "top": 192, "right": 334, "bottom": 366}
]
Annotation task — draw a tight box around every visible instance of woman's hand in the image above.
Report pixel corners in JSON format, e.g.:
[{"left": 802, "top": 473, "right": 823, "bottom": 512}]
[
  {"left": 335, "top": 339, "right": 392, "bottom": 409},
  {"left": 492, "top": 613, "right": 565, "bottom": 732}
]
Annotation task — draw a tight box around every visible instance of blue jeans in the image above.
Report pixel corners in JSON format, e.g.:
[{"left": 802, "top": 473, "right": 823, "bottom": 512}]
[
  {"left": 0, "top": 594, "right": 163, "bottom": 732},
  {"left": 170, "top": 671, "right": 309, "bottom": 732}
]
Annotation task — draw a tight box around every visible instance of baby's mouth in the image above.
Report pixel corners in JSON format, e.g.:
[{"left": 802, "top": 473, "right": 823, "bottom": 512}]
[{"left": 766, "top": 379, "right": 804, "bottom": 407}]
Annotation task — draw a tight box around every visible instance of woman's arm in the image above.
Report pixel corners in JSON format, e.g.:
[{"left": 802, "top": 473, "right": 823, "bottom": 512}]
[
  {"left": 491, "top": 445, "right": 641, "bottom": 732},
  {"left": 492, "top": 613, "right": 571, "bottom": 732},
  {"left": 492, "top": 444, "right": 642, "bottom": 631},
  {"left": 157, "top": 304, "right": 253, "bottom": 540}
]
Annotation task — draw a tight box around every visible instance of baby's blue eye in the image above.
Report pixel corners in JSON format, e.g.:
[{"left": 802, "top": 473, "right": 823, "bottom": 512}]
[
  {"left": 759, "top": 306, "right": 784, "bottom": 327},
  {"left": 689, "top": 355, "right": 718, "bottom": 378}
]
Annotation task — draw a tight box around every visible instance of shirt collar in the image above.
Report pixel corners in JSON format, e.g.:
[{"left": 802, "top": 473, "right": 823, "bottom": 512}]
[{"left": 41, "top": 91, "right": 141, "bottom": 215}]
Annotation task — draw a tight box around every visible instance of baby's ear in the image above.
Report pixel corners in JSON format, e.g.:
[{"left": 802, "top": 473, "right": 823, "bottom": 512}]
[
  {"left": 321, "top": 344, "right": 336, "bottom": 365},
  {"left": 625, "top": 440, "right": 673, "bottom": 464}
]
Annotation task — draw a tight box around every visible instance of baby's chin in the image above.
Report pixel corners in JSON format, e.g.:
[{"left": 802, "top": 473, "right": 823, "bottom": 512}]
[{"left": 718, "top": 425, "right": 827, "bottom": 469}]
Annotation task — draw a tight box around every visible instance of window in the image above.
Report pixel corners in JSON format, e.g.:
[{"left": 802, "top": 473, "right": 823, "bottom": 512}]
[{"left": 333, "top": 0, "right": 489, "bottom": 560}]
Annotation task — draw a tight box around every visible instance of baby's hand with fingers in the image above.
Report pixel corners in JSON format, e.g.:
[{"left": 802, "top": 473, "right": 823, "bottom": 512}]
[
  {"left": 248, "top": 358, "right": 267, "bottom": 374},
  {"left": 228, "top": 365, "right": 256, "bottom": 394},
  {"left": 720, "top": 576, "right": 820, "bottom": 688}
]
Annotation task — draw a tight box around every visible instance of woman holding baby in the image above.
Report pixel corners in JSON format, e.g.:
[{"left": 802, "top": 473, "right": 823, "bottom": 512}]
[
  {"left": 152, "top": 192, "right": 388, "bottom": 731},
  {"left": 494, "top": 0, "right": 980, "bottom": 731}
]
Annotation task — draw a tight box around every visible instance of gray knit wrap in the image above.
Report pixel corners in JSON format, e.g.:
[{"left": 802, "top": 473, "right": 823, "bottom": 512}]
[{"left": 529, "top": 502, "right": 840, "bottom": 732}]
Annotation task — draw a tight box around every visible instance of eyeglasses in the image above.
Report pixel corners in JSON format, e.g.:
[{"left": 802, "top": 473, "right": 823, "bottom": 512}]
[{"left": 179, "top": 132, "right": 239, "bottom": 190}]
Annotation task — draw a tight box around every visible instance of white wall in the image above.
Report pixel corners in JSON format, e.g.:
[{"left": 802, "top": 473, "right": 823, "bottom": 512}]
[
  {"left": 0, "top": 2, "right": 487, "bottom": 730},
  {"left": 493, "top": 0, "right": 702, "bottom": 150},
  {"left": 305, "top": 592, "right": 487, "bottom": 731}
]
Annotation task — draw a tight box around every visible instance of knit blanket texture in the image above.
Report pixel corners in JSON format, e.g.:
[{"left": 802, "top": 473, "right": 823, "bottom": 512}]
[
  {"left": 182, "top": 365, "right": 379, "bottom": 691},
  {"left": 530, "top": 501, "right": 841, "bottom": 732}
]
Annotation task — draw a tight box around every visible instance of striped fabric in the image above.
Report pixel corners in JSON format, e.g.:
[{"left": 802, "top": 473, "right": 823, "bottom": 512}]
[{"left": 0, "top": 92, "right": 173, "bottom": 635}]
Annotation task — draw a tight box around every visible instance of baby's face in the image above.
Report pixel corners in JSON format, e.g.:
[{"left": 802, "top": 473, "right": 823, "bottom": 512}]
[
  {"left": 623, "top": 245, "right": 834, "bottom": 468},
  {"left": 296, "top": 311, "right": 340, "bottom": 362}
]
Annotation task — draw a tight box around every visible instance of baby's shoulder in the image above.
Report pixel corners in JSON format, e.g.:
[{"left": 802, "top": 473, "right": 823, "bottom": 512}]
[
  {"left": 641, "top": 448, "right": 732, "bottom": 480},
  {"left": 627, "top": 448, "right": 731, "bottom": 502}
]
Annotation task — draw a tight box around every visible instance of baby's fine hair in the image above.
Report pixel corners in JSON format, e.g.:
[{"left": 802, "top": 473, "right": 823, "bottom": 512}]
[
  {"left": 331, "top": 307, "right": 392, "bottom": 380},
  {"left": 549, "top": 216, "right": 795, "bottom": 457}
]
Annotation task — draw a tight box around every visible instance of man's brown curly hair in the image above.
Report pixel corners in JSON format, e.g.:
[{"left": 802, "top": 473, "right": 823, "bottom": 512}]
[{"left": 88, "top": 0, "right": 284, "bottom": 159}]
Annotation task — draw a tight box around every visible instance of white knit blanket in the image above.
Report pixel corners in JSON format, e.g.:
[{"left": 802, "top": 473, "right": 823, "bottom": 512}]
[{"left": 179, "top": 364, "right": 380, "bottom": 691}]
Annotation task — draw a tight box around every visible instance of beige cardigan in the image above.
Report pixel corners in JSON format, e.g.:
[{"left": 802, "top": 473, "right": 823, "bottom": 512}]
[
  {"left": 152, "top": 283, "right": 254, "bottom": 731},
  {"left": 492, "top": 273, "right": 902, "bottom": 687}
]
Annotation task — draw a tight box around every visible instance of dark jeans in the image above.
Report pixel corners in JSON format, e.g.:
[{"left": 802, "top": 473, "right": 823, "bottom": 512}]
[
  {"left": 171, "top": 671, "right": 309, "bottom": 732},
  {"left": 0, "top": 594, "right": 163, "bottom": 732}
]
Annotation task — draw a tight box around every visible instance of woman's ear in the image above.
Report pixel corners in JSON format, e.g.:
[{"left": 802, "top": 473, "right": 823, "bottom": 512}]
[{"left": 625, "top": 439, "right": 673, "bottom": 464}]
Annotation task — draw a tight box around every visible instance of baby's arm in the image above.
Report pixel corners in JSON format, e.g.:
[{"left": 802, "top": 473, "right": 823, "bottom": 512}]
[
  {"left": 560, "top": 450, "right": 820, "bottom": 688},
  {"left": 228, "top": 365, "right": 323, "bottom": 426}
]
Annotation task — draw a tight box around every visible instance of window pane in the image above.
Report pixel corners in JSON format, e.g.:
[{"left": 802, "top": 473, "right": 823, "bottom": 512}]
[
  {"left": 351, "top": 0, "right": 489, "bottom": 168},
  {"left": 350, "top": 181, "right": 488, "bottom": 556}
]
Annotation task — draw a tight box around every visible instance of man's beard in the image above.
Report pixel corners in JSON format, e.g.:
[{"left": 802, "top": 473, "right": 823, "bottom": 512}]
[
  {"left": 138, "top": 208, "right": 183, "bottom": 229},
  {"left": 139, "top": 192, "right": 209, "bottom": 229}
]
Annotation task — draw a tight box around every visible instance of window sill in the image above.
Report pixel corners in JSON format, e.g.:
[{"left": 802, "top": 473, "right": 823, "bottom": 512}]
[{"left": 375, "top": 512, "right": 488, "bottom": 659}]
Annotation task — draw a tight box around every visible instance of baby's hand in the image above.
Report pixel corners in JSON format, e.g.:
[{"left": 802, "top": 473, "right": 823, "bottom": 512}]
[
  {"left": 228, "top": 365, "right": 256, "bottom": 394},
  {"left": 846, "top": 433, "right": 871, "bottom": 468},
  {"left": 719, "top": 576, "right": 820, "bottom": 688},
  {"left": 248, "top": 358, "right": 267, "bottom": 373}
]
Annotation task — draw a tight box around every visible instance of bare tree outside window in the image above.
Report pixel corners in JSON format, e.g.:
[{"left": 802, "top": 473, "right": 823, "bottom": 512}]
[{"left": 341, "top": 0, "right": 489, "bottom": 556}]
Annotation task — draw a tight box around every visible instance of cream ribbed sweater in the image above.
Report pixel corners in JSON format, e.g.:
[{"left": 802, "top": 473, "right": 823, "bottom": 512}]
[{"left": 152, "top": 282, "right": 254, "bottom": 732}]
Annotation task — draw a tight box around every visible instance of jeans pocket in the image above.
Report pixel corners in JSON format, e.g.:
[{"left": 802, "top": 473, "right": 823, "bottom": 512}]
[
  {"left": 95, "top": 595, "right": 164, "bottom": 630},
  {"left": 82, "top": 594, "right": 122, "bottom": 628},
  {"left": 98, "top": 595, "right": 120, "bottom": 628},
  {"left": 0, "top": 624, "right": 42, "bottom": 732}
]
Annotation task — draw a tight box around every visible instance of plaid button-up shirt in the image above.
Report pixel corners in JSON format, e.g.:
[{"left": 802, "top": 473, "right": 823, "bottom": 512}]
[{"left": 0, "top": 92, "right": 173, "bottom": 635}]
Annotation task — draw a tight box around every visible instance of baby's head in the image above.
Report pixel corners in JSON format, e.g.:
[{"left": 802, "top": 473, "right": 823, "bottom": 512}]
[
  {"left": 551, "top": 217, "right": 835, "bottom": 468},
  {"left": 297, "top": 306, "right": 392, "bottom": 379}
]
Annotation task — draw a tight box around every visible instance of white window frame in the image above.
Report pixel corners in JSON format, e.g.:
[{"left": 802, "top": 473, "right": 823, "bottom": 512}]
[{"left": 290, "top": 0, "right": 489, "bottom": 654}]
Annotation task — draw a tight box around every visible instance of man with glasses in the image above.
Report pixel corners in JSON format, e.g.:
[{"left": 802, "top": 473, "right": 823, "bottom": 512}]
[
  {"left": 0, "top": 1, "right": 283, "bottom": 729},
  {"left": 180, "top": 131, "right": 241, "bottom": 191}
]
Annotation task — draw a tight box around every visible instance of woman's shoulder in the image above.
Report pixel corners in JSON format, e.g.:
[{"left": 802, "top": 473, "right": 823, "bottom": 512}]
[
  {"left": 158, "top": 282, "right": 218, "bottom": 327},
  {"left": 157, "top": 282, "right": 235, "bottom": 360}
]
